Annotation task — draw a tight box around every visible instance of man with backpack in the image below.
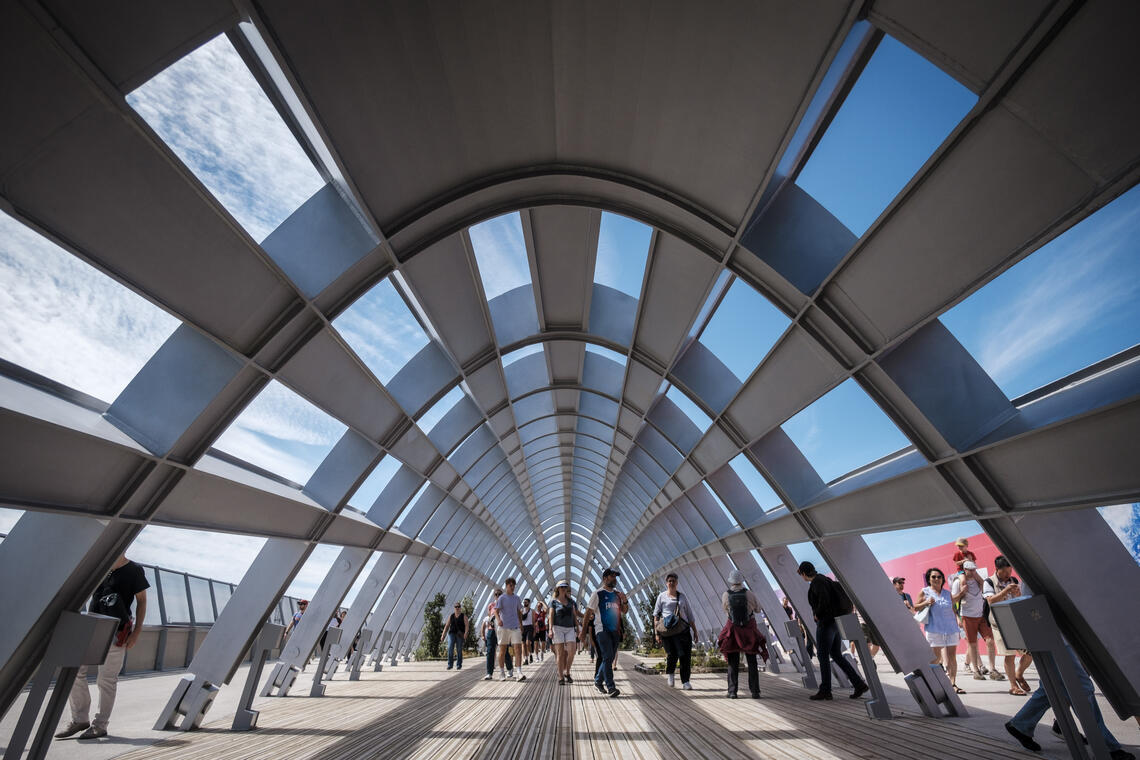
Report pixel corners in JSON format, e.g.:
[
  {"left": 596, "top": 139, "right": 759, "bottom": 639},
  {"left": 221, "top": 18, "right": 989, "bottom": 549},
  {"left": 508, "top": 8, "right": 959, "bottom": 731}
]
[
  {"left": 718, "top": 569, "right": 767, "bottom": 699},
  {"left": 798, "top": 561, "right": 868, "bottom": 701}
]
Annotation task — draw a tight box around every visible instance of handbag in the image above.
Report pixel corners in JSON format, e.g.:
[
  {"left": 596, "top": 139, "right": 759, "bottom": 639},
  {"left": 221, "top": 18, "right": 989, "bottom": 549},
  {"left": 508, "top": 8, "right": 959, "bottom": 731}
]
[
  {"left": 913, "top": 606, "right": 929, "bottom": 624},
  {"left": 654, "top": 594, "right": 688, "bottom": 636}
]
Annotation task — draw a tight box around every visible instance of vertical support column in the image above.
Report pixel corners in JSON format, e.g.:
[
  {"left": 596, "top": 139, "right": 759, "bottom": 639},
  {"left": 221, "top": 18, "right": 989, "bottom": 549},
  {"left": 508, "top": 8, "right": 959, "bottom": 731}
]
[
  {"left": 363, "top": 556, "right": 424, "bottom": 662},
  {"left": 329, "top": 552, "right": 401, "bottom": 662},
  {"left": 984, "top": 509, "right": 1140, "bottom": 718},
  {"left": 155, "top": 538, "right": 312, "bottom": 730},
  {"left": 817, "top": 535, "right": 965, "bottom": 716},
  {"left": 0, "top": 513, "right": 141, "bottom": 717},
  {"left": 156, "top": 429, "right": 377, "bottom": 728},
  {"left": 264, "top": 546, "right": 372, "bottom": 696}
]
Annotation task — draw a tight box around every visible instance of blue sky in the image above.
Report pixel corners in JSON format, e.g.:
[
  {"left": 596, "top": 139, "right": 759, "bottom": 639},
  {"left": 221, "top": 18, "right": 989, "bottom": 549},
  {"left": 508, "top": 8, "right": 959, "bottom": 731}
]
[
  {"left": 796, "top": 34, "right": 976, "bottom": 236},
  {"left": 1, "top": 30, "right": 1138, "bottom": 599}
]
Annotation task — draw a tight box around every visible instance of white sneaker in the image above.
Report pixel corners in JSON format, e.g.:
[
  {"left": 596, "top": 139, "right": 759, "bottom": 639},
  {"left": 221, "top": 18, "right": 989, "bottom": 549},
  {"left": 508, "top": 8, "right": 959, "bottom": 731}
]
[
  {"left": 483, "top": 674, "right": 493, "bottom": 680},
  {"left": 667, "top": 674, "right": 675, "bottom": 687},
  {"left": 682, "top": 682, "right": 692, "bottom": 690}
]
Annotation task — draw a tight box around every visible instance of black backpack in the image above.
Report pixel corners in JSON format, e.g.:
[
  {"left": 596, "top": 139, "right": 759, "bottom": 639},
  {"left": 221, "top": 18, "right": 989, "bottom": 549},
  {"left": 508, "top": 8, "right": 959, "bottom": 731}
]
[
  {"left": 727, "top": 589, "right": 751, "bottom": 626},
  {"left": 828, "top": 577, "right": 854, "bottom": 617}
]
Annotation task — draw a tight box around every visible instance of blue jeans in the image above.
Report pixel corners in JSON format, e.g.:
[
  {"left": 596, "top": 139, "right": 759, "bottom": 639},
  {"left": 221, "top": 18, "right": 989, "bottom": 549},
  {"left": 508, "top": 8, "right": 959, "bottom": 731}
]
[
  {"left": 447, "top": 633, "right": 463, "bottom": 669},
  {"left": 1008, "top": 645, "right": 1121, "bottom": 752},
  {"left": 594, "top": 630, "right": 620, "bottom": 690},
  {"left": 816, "top": 618, "right": 865, "bottom": 694},
  {"left": 484, "top": 631, "right": 497, "bottom": 675}
]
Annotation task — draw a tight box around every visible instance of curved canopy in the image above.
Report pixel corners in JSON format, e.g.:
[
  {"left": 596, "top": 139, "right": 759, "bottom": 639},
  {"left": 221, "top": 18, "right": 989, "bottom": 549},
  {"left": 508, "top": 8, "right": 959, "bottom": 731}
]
[{"left": 1, "top": 1, "right": 1139, "bottom": 715}]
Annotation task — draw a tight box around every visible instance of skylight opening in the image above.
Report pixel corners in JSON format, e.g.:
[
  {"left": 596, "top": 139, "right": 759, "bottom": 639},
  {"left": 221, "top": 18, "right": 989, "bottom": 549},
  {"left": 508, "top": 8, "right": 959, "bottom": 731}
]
[
  {"left": 347, "top": 455, "right": 404, "bottom": 511},
  {"left": 127, "top": 35, "right": 325, "bottom": 243},
  {"left": 470, "top": 212, "right": 532, "bottom": 301},
  {"left": 941, "top": 183, "right": 1140, "bottom": 400},
  {"left": 212, "top": 380, "right": 346, "bottom": 485},
  {"left": 1099, "top": 504, "right": 1140, "bottom": 568},
  {"left": 594, "top": 212, "right": 652, "bottom": 298},
  {"left": 728, "top": 454, "right": 780, "bottom": 510},
  {"left": 0, "top": 212, "right": 180, "bottom": 402},
  {"left": 795, "top": 35, "right": 977, "bottom": 236},
  {"left": 333, "top": 276, "right": 430, "bottom": 384},
  {"left": 502, "top": 343, "right": 545, "bottom": 367},
  {"left": 417, "top": 385, "right": 465, "bottom": 433},
  {"left": 584, "top": 343, "right": 627, "bottom": 367},
  {"left": 696, "top": 279, "right": 789, "bottom": 382},
  {"left": 665, "top": 385, "right": 714, "bottom": 430},
  {"left": 706, "top": 486, "right": 741, "bottom": 530},
  {"left": 393, "top": 482, "right": 431, "bottom": 532},
  {"left": 781, "top": 378, "right": 909, "bottom": 484}
]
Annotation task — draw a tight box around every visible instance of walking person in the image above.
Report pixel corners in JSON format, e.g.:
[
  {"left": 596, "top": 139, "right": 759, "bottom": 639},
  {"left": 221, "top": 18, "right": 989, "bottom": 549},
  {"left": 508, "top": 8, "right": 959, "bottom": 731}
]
[
  {"left": 283, "top": 599, "right": 308, "bottom": 640},
  {"left": 55, "top": 554, "right": 149, "bottom": 741},
  {"left": 521, "top": 598, "right": 535, "bottom": 664},
  {"left": 797, "top": 562, "right": 869, "bottom": 701},
  {"left": 495, "top": 578, "right": 526, "bottom": 681},
  {"left": 533, "top": 600, "right": 548, "bottom": 662},
  {"left": 548, "top": 580, "right": 581, "bottom": 684},
  {"left": 893, "top": 577, "right": 914, "bottom": 612},
  {"left": 953, "top": 560, "right": 1003, "bottom": 682},
  {"left": 441, "top": 602, "right": 467, "bottom": 670},
  {"left": 983, "top": 556, "right": 1030, "bottom": 695},
  {"left": 718, "top": 569, "right": 766, "bottom": 699},
  {"left": 581, "top": 568, "right": 627, "bottom": 697},
  {"left": 481, "top": 590, "right": 501, "bottom": 680},
  {"left": 1005, "top": 643, "right": 1135, "bottom": 759},
  {"left": 653, "top": 572, "right": 697, "bottom": 690},
  {"left": 913, "top": 567, "right": 964, "bottom": 693}
]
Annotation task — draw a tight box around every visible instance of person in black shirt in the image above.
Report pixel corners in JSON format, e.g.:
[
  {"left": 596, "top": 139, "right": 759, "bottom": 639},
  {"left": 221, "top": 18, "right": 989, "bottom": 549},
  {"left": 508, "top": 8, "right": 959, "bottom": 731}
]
[
  {"left": 56, "top": 554, "right": 149, "bottom": 741},
  {"left": 798, "top": 561, "right": 867, "bottom": 702},
  {"left": 441, "top": 603, "right": 467, "bottom": 670}
]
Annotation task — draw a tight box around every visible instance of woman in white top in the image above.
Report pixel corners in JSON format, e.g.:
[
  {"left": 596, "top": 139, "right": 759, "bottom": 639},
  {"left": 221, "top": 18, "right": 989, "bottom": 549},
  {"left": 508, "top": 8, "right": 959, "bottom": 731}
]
[
  {"left": 547, "top": 580, "right": 582, "bottom": 684},
  {"left": 653, "top": 572, "right": 698, "bottom": 689}
]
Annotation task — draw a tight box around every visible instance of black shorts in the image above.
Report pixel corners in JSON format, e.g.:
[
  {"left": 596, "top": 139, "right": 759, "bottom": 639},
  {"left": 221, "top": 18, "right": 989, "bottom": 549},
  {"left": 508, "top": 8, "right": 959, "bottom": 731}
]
[{"left": 522, "top": 625, "right": 535, "bottom": 643}]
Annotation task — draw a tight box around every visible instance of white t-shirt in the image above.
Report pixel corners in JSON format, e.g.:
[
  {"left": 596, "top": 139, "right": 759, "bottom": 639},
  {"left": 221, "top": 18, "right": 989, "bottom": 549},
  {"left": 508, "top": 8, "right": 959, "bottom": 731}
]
[{"left": 952, "top": 574, "right": 984, "bottom": 618}]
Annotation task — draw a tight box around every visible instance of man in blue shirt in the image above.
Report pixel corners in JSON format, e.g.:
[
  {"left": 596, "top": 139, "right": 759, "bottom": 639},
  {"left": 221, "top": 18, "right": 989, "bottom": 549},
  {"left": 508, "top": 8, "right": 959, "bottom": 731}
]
[{"left": 582, "top": 568, "right": 627, "bottom": 697}]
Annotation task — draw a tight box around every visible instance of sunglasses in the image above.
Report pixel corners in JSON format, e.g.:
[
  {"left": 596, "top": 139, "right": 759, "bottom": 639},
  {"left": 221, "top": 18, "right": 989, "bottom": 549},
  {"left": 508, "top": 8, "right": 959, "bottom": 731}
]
[{"left": 929, "top": 574, "right": 944, "bottom": 579}]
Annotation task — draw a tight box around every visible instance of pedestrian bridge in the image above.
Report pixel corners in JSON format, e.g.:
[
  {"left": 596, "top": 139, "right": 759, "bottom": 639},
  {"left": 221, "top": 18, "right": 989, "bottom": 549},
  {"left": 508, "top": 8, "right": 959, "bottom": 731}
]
[{"left": 1, "top": 1, "right": 1139, "bottom": 759}]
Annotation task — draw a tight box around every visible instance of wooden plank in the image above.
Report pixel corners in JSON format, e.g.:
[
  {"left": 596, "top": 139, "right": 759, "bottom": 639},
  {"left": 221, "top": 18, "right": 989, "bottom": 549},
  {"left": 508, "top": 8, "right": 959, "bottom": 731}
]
[{"left": 113, "top": 653, "right": 1036, "bottom": 760}]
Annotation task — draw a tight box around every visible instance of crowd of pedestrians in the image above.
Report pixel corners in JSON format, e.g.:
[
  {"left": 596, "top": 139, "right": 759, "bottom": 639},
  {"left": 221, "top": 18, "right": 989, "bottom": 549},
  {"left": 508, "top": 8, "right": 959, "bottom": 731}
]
[{"left": 407, "top": 533, "right": 1134, "bottom": 759}]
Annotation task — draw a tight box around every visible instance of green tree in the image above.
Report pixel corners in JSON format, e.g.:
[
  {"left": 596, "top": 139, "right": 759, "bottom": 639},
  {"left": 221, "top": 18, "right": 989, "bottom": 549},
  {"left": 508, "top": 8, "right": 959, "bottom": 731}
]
[
  {"left": 639, "top": 582, "right": 661, "bottom": 639},
  {"left": 462, "top": 595, "right": 478, "bottom": 652},
  {"left": 416, "top": 591, "right": 446, "bottom": 659}
]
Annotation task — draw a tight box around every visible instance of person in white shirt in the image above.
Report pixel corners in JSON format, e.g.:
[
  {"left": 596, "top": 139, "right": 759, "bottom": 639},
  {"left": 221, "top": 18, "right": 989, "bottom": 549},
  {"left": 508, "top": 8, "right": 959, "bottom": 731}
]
[{"left": 952, "top": 561, "right": 1002, "bottom": 682}]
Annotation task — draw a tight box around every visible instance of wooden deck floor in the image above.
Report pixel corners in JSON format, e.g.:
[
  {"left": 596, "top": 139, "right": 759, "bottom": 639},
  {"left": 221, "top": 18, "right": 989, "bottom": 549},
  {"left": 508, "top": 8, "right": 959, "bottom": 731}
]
[{"left": 114, "top": 653, "right": 1035, "bottom": 760}]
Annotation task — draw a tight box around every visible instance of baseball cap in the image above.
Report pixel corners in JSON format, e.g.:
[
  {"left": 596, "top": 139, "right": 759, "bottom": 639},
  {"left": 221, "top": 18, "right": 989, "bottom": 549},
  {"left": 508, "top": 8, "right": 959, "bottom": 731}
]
[
  {"left": 602, "top": 568, "right": 620, "bottom": 577},
  {"left": 963, "top": 560, "right": 977, "bottom": 570},
  {"left": 556, "top": 579, "right": 571, "bottom": 588},
  {"left": 891, "top": 577, "right": 905, "bottom": 584}
]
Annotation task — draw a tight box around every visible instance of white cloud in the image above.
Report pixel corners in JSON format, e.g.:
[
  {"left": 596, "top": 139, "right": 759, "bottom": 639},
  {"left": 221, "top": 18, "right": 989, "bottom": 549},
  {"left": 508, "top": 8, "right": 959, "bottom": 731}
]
[
  {"left": 212, "top": 380, "right": 346, "bottom": 484},
  {"left": 333, "top": 277, "right": 429, "bottom": 384},
  {"left": 973, "top": 208, "right": 1140, "bottom": 386},
  {"left": 0, "top": 213, "right": 179, "bottom": 402},
  {"left": 0, "top": 508, "right": 23, "bottom": 536},
  {"left": 287, "top": 543, "right": 342, "bottom": 599},
  {"left": 469, "top": 212, "right": 530, "bottom": 300},
  {"left": 127, "top": 35, "right": 324, "bottom": 243},
  {"left": 130, "top": 524, "right": 266, "bottom": 585}
]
